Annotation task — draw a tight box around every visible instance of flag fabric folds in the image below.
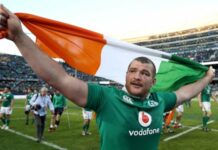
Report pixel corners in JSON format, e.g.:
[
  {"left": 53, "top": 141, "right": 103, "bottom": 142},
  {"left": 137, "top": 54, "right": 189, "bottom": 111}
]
[
  {"left": 16, "top": 13, "right": 106, "bottom": 75},
  {"left": 15, "top": 13, "right": 208, "bottom": 92}
]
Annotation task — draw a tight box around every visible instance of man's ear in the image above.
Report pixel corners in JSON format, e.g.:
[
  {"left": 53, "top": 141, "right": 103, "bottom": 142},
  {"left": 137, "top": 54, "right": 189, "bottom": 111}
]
[{"left": 152, "top": 78, "right": 156, "bottom": 85}]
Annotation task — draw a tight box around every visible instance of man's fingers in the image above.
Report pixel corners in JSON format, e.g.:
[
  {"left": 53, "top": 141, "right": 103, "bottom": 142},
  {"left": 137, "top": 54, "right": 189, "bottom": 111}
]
[
  {"left": 0, "top": 4, "right": 11, "bottom": 17},
  {"left": 0, "top": 4, "right": 6, "bottom": 17},
  {"left": 0, "top": 14, "right": 7, "bottom": 26},
  {"left": 0, "top": 4, "right": 9, "bottom": 32},
  {"left": 208, "top": 66, "right": 215, "bottom": 73}
]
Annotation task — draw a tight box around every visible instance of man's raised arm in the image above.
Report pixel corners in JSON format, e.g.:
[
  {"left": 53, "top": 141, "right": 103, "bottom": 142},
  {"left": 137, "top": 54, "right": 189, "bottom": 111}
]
[
  {"left": 175, "top": 66, "right": 215, "bottom": 107},
  {"left": 0, "top": 4, "right": 88, "bottom": 107}
]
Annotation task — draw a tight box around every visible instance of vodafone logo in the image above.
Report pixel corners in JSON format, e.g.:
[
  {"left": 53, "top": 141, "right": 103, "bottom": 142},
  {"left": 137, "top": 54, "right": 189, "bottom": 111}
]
[
  {"left": 129, "top": 111, "right": 159, "bottom": 136},
  {"left": 138, "top": 111, "right": 152, "bottom": 127}
]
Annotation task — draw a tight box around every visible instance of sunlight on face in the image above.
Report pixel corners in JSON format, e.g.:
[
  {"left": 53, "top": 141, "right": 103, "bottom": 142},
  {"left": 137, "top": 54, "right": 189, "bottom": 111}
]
[
  {"left": 40, "top": 88, "right": 48, "bottom": 96},
  {"left": 125, "top": 60, "right": 156, "bottom": 99}
]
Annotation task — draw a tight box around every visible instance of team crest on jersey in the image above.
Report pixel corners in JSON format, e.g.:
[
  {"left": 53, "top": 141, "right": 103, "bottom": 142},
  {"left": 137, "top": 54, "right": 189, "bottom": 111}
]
[
  {"left": 138, "top": 111, "right": 152, "bottom": 127},
  {"left": 147, "top": 100, "right": 159, "bottom": 107},
  {"left": 123, "top": 95, "right": 133, "bottom": 104}
]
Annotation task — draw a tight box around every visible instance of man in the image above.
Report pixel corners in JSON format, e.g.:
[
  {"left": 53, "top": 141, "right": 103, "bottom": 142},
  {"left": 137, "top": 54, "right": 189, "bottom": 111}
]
[
  {"left": 24, "top": 87, "right": 35, "bottom": 125},
  {"left": 0, "top": 87, "right": 14, "bottom": 130},
  {"left": 198, "top": 84, "right": 217, "bottom": 132},
  {"left": 82, "top": 108, "right": 93, "bottom": 136},
  {"left": 30, "top": 87, "right": 54, "bottom": 142},
  {"left": 173, "top": 104, "right": 184, "bottom": 128},
  {"left": 0, "top": 5, "right": 215, "bottom": 149},
  {"left": 162, "top": 110, "right": 175, "bottom": 133},
  {"left": 49, "top": 90, "right": 66, "bottom": 131}
]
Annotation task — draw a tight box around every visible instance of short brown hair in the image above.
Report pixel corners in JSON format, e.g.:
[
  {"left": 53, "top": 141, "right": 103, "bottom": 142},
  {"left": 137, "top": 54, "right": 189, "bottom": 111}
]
[{"left": 128, "top": 57, "right": 156, "bottom": 77}]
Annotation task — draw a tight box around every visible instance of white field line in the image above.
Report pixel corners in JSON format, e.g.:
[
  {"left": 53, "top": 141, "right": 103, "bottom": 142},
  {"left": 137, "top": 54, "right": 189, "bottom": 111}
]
[
  {"left": 211, "top": 129, "right": 218, "bottom": 132},
  {"left": 183, "top": 125, "right": 218, "bottom": 132},
  {"left": 163, "top": 120, "right": 215, "bottom": 142},
  {"left": 0, "top": 127, "right": 67, "bottom": 150}
]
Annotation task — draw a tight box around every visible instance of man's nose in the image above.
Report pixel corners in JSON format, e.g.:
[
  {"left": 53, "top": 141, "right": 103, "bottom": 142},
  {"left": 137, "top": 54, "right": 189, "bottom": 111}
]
[{"left": 134, "top": 72, "right": 141, "bottom": 79}]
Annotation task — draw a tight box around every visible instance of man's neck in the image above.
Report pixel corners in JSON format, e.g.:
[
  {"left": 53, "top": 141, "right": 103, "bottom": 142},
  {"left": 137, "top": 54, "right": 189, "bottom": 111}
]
[{"left": 122, "top": 87, "right": 149, "bottom": 100}]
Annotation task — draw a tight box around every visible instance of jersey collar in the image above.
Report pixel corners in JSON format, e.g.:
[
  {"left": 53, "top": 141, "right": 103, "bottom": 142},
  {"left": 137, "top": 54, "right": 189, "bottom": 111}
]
[{"left": 120, "top": 88, "right": 159, "bottom": 109}]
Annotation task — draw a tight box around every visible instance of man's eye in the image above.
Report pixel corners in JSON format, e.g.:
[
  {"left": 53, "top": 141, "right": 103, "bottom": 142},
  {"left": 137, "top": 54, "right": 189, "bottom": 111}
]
[
  {"left": 129, "top": 69, "right": 136, "bottom": 73},
  {"left": 141, "top": 72, "right": 150, "bottom": 76}
]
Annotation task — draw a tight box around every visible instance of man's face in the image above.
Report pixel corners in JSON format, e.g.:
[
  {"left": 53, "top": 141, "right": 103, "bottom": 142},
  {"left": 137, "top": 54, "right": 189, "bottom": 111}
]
[
  {"left": 27, "top": 88, "right": 32, "bottom": 93},
  {"left": 4, "top": 88, "right": 9, "bottom": 93},
  {"left": 125, "top": 60, "right": 156, "bottom": 98},
  {"left": 40, "top": 89, "right": 47, "bottom": 96},
  {"left": 55, "top": 90, "right": 60, "bottom": 94}
]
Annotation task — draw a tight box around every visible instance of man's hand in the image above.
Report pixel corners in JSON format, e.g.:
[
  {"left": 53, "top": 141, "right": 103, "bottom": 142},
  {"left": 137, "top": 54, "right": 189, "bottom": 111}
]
[
  {"left": 206, "top": 66, "right": 215, "bottom": 83},
  {"left": 0, "top": 96, "right": 6, "bottom": 102},
  {"left": 0, "top": 4, "right": 24, "bottom": 41},
  {"left": 199, "top": 102, "right": 202, "bottom": 108},
  {"left": 9, "top": 106, "right": 12, "bottom": 111}
]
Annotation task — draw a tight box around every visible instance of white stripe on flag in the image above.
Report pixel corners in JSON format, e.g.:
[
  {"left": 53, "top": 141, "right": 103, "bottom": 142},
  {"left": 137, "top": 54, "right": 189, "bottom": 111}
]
[{"left": 96, "top": 37, "right": 171, "bottom": 84}]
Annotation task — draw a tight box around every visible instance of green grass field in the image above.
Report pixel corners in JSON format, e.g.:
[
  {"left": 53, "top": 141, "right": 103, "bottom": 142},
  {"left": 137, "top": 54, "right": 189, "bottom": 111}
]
[{"left": 1, "top": 99, "right": 218, "bottom": 150}]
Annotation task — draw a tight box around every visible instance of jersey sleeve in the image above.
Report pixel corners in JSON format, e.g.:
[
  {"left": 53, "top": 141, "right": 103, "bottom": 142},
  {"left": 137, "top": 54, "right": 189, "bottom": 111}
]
[
  {"left": 6, "top": 94, "right": 14, "bottom": 100},
  {"left": 11, "top": 94, "right": 14, "bottom": 100},
  {"left": 85, "top": 83, "right": 104, "bottom": 112},
  {"left": 158, "top": 92, "right": 177, "bottom": 112}
]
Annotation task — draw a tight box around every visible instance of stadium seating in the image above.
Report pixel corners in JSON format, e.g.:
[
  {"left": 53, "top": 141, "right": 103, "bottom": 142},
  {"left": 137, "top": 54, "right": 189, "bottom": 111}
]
[{"left": 0, "top": 54, "right": 112, "bottom": 94}]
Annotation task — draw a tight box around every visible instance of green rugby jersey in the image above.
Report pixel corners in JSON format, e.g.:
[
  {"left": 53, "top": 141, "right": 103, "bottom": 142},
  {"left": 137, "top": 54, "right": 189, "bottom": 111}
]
[
  {"left": 52, "top": 94, "right": 66, "bottom": 108},
  {"left": 201, "top": 85, "right": 212, "bottom": 102},
  {"left": 86, "top": 83, "right": 176, "bottom": 150},
  {"left": 26, "top": 92, "right": 34, "bottom": 105},
  {"left": 2, "top": 93, "right": 14, "bottom": 107}
]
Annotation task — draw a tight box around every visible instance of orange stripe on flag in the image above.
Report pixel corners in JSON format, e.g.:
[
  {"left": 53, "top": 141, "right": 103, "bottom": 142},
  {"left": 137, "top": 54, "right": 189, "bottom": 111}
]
[
  {"left": 15, "top": 13, "right": 107, "bottom": 75},
  {"left": 165, "top": 109, "right": 175, "bottom": 126}
]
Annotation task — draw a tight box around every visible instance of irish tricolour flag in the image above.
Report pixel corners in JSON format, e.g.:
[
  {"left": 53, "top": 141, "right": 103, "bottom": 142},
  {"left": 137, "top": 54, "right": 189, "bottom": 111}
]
[{"left": 15, "top": 13, "right": 207, "bottom": 92}]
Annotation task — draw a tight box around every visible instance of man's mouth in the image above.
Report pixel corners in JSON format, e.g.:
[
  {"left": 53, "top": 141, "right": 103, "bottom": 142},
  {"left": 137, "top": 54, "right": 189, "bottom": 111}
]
[{"left": 131, "top": 82, "right": 143, "bottom": 88}]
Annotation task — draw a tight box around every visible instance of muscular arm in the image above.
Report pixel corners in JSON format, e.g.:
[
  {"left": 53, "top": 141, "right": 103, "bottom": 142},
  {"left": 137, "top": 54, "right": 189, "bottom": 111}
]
[
  {"left": 0, "top": 5, "right": 87, "bottom": 107},
  {"left": 175, "top": 67, "right": 215, "bottom": 107},
  {"left": 198, "top": 93, "right": 202, "bottom": 107},
  {"left": 211, "top": 94, "right": 218, "bottom": 102}
]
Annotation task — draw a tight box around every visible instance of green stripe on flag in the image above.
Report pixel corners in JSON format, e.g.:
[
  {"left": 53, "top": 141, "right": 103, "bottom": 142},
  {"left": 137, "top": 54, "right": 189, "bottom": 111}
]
[
  {"left": 151, "top": 55, "right": 208, "bottom": 92},
  {"left": 171, "top": 55, "right": 208, "bottom": 71}
]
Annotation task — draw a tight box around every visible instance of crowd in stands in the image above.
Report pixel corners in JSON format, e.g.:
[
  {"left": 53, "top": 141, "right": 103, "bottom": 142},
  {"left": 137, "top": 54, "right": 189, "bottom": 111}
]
[
  {"left": 173, "top": 48, "right": 218, "bottom": 62},
  {"left": 0, "top": 54, "right": 114, "bottom": 94},
  {"left": 131, "top": 24, "right": 218, "bottom": 64}
]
